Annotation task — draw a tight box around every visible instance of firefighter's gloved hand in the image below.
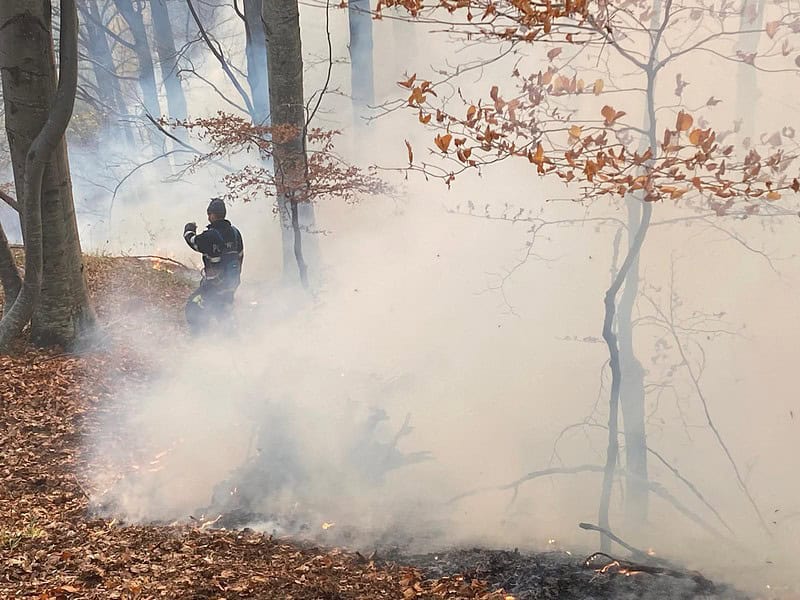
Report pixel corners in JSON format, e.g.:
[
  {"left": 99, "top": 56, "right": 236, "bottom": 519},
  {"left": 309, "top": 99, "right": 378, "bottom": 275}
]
[{"left": 184, "top": 222, "right": 197, "bottom": 234}]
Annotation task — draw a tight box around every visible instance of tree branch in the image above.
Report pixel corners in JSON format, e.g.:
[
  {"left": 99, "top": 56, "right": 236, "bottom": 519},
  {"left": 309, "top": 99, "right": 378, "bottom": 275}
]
[{"left": 0, "top": 188, "right": 19, "bottom": 212}]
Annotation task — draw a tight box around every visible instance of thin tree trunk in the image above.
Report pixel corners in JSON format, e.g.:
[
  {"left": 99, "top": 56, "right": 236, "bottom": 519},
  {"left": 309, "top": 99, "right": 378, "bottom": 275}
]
[
  {"left": 348, "top": 0, "right": 374, "bottom": 130},
  {"left": 113, "top": 0, "right": 160, "bottom": 119},
  {"left": 262, "top": 0, "right": 311, "bottom": 286},
  {"left": 598, "top": 0, "right": 665, "bottom": 542},
  {"left": 80, "top": 0, "right": 134, "bottom": 146},
  {"left": 598, "top": 201, "right": 653, "bottom": 552},
  {"left": 0, "top": 0, "right": 86, "bottom": 350},
  {"left": 618, "top": 197, "right": 649, "bottom": 526},
  {"left": 244, "top": 0, "right": 270, "bottom": 124},
  {"left": 736, "top": 0, "right": 765, "bottom": 140},
  {"left": 151, "top": 0, "right": 188, "bottom": 126}
]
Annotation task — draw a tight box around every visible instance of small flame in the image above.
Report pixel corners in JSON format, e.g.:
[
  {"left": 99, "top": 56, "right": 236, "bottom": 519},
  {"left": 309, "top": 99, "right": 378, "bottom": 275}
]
[
  {"left": 321, "top": 522, "right": 335, "bottom": 530},
  {"left": 150, "top": 258, "right": 175, "bottom": 274},
  {"left": 647, "top": 548, "right": 656, "bottom": 556}
]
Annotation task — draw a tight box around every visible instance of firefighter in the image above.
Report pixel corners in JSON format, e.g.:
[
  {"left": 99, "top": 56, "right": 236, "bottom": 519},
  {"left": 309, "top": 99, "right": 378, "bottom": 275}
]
[{"left": 183, "top": 198, "right": 244, "bottom": 335}]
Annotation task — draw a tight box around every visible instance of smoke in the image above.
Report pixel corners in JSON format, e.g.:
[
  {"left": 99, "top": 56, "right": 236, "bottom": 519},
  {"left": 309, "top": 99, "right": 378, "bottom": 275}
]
[{"left": 19, "top": 2, "right": 795, "bottom": 597}]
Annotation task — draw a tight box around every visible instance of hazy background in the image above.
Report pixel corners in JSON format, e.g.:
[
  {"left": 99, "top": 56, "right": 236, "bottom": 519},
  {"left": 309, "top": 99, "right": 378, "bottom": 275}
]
[{"left": 2, "top": 2, "right": 799, "bottom": 597}]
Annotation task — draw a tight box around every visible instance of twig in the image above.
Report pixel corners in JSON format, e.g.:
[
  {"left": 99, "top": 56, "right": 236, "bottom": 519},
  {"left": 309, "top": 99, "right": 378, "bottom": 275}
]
[
  {"left": 127, "top": 255, "right": 193, "bottom": 271},
  {"left": 642, "top": 295, "right": 773, "bottom": 538},
  {"left": 305, "top": 0, "right": 332, "bottom": 129},
  {"left": 579, "top": 522, "right": 667, "bottom": 565},
  {"left": 0, "top": 188, "right": 19, "bottom": 212},
  {"left": 185, "top": 0, "right": 254, "bottom": 117}
]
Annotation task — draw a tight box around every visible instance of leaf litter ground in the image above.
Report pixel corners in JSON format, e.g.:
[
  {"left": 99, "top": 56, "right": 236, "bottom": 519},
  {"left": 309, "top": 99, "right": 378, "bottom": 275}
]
[{"left": 0, "top": 254, "right": 753, "bottom": 599}]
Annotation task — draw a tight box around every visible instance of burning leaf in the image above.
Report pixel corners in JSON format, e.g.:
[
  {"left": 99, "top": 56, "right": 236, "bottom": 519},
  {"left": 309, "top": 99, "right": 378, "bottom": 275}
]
[
  {"left": 466, "top": 105, "right": 478, "bottom": 121},
  {"left": 568, "top": 125, "right": 582, "bottom": 140},
  {"left": 418, "top": 111, "right": 431, "bottom": 124},
  {"left": 767, "top": 190, "right": 781, "bottom": 200}
]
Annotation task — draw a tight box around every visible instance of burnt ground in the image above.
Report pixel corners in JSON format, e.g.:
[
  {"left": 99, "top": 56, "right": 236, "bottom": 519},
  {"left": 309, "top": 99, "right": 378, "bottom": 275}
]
[
  {"left": 0, "top": 254, "right": 762, "bottom": 599},
  {"left": 401, "top": 548, "right": 748, "bottom": 600}
]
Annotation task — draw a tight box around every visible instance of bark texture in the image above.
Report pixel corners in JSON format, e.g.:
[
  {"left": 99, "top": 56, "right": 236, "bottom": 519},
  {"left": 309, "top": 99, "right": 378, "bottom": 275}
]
[
  {"left": 261, "top": 0, "right": 311, "bottom": 286},
  {"left": 0, "top": 218, "right": 21, "bottom": 312},
  {"left": 0, "top": 0, "right": 94, "bottom": 349}
]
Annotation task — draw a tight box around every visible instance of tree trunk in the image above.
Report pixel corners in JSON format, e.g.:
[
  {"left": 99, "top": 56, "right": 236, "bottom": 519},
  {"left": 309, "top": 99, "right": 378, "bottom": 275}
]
[
  {"left": 80, "top": 0, "right": 134, "bottom": 146},
  {"left": 151, "top": 0, "right": 188, "bottom": 126},
  {"left": 262, "top": 0, "right": 312, "bottom": 286},
  {"left": 618, "top": 197, "right": 649, "bottom": 527},
  {"left": 0, "top": 219, "right": 21, "bottom": 312},
  {"left": 348, "top": 0, "right": 374, "bottom": 129},
  {"left": 0, "top": 0, "right": 94, "bottom": 350},
  {"left": 244, "top": 0, "right": 270, "bottom": 124},
  {"left": 113, "top": 0, "right": 160, "bottom": 119},
  {"left": 598, "top": 202, "right": 653, "bottom": 552},
  {"left": 736, "top": 0, "right": 765, "bottom": 140}
]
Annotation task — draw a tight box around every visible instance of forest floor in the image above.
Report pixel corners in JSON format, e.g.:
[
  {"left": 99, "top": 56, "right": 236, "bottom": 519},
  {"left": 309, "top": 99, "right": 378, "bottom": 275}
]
[{"left": 0, "top": 254, "right": 759, "bottom": 599}]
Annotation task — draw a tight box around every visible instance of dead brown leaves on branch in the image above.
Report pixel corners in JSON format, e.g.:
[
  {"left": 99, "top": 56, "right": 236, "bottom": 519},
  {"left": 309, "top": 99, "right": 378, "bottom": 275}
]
[
  {"left": 164, "top": 113, "right": 391, "bottom": 206},
  {"left": 399, "top": 65, "right": 800, "bottom": 210},
  {"left": 376, "top": 0, "right": 591, "bottom": 39}
]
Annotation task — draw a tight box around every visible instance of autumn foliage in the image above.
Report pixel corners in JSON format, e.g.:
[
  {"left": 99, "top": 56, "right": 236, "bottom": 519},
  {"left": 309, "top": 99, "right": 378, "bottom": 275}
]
[
  {"left": 389, "top": 1, "right": 800, "bottom": 212},
  {"left": 165, "top": 113, "right": 390, "bottom": 207}
]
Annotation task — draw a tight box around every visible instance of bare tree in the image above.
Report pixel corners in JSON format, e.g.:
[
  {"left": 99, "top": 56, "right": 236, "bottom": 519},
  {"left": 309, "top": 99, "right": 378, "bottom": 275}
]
[
  {"left": 112, "top": 0, "right": 161, "bottom": 119},
  {"left": 151, "top": 0, "right": 188, "bottom": 124}
]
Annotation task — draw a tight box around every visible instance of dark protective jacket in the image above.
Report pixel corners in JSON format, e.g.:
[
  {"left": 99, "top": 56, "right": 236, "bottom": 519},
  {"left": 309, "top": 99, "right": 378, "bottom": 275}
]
[{"left": 184, "top": 219, "right": 244, "bottom": 289}]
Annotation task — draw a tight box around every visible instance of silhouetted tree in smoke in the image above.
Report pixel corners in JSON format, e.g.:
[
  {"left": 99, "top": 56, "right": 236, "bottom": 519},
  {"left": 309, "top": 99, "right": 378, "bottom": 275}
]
[
  {"left": 150, "top": 0, "right": 188, "bottom": 131},
  {"left": 0, "top": 0, "right": 95, "bottom": 350},
  {"left": 379, "top": 0, "right": 799, "bottom": 551},
  {"left": 348, "top": 0, "right": 375, "bottom": 131},
  {"left": 112, "top": 0, "right": 161, "bottom": 121},
  {"left": 77, "top": 0, "right": 136, "bottom": 147},
  {"left": 242, "top": 0, "right": 271, "bottom": 125}
]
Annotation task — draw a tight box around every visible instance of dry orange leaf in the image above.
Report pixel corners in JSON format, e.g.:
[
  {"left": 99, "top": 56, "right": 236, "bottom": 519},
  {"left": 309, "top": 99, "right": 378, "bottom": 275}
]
[
  {"left": 435, "top": 133, "right": 453, "bottom": 153},
  {"left": 676, "top": 111, "right": 693, "bottom": 132},
  {"left": 601, "top": 105, "right": 625, "bottom": 126},
  {"left": 397, "top": 74, "right": 417, "bottom": 88}
]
